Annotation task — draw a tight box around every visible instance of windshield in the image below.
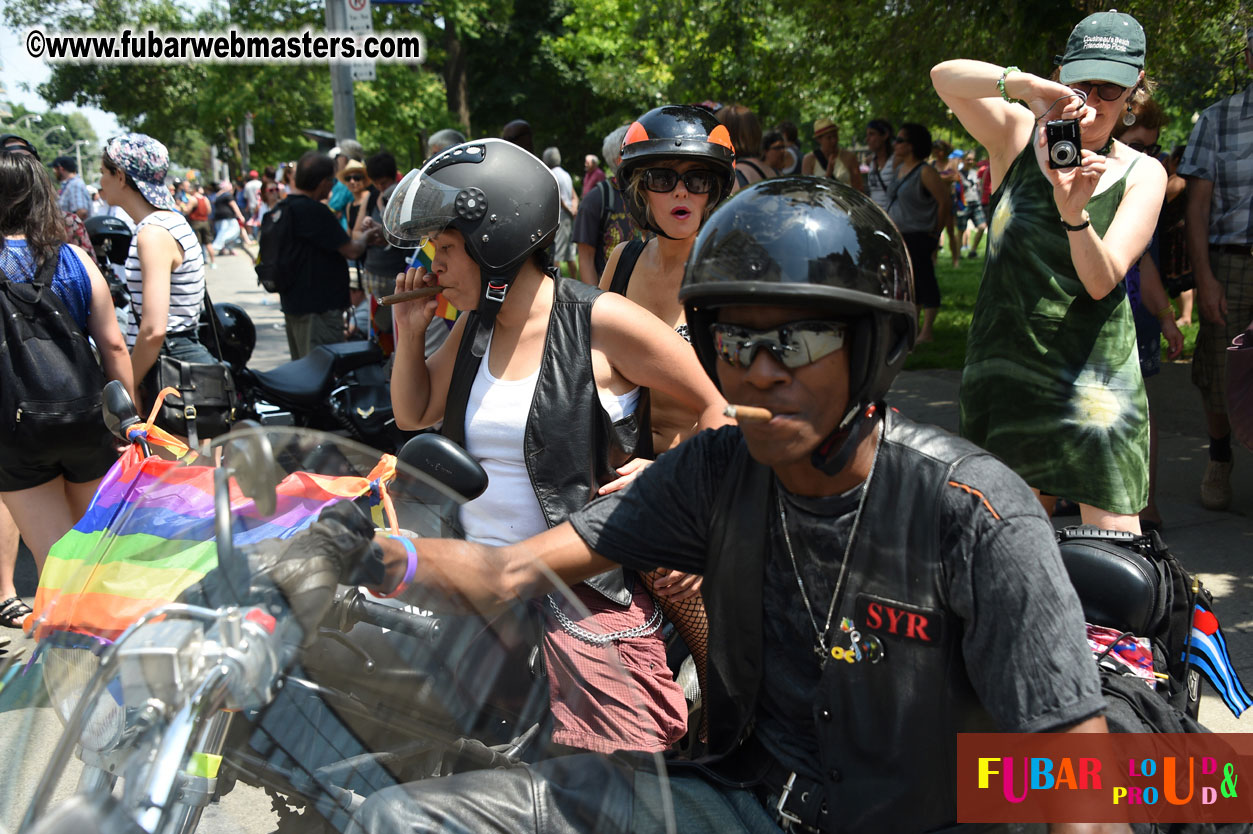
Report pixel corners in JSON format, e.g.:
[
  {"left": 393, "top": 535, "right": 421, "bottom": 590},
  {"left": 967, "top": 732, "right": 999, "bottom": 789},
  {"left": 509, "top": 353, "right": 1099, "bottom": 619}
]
[{"left": 0, "top": 426, "right": 672, "bottom": 834}]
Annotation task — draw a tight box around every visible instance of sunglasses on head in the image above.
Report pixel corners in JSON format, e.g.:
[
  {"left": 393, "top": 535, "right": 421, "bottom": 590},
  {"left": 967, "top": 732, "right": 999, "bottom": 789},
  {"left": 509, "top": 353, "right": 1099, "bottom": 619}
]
[
  {"left": 710, "top": 320, "right": 848, "bottom": 369},
  {"left": 1126, "top": 141, "right": 1161, "bottom": 157},
  {"left": 1069, "top": 81, "right": 1128, "bottom": 102},
  {"left": 642, "top": 167, "right": 718, "bottom": 195}
]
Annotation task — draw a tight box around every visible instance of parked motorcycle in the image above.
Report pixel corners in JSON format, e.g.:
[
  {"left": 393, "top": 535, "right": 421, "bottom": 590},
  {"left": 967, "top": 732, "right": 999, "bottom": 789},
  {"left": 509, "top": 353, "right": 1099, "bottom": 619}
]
[
  {"left": 1, "top": 388, "right": 667, "bottom": 834},
  {"left": 199, "top": 302, "right": 415, "bottom": 455}
]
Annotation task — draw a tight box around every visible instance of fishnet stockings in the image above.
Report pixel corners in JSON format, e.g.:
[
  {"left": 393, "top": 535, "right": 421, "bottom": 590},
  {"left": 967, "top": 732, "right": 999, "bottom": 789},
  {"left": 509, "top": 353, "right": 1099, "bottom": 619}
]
[{"left": 640, "top": 569, "right": 709, "bottom": 743}]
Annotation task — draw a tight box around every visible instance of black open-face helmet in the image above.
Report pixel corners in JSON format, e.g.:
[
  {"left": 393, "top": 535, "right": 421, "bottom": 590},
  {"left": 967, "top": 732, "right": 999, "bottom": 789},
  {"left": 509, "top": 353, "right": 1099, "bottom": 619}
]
[
  {"left": 617, "top": 105, "right": 736, "bottom": 239},
  {"left": 85, "top": 215, "right": 133, "bottom": 266},
  {"left": 382, "top": 138, "right": 559, "bottom": 356},
  {"left": 681, "top": 176, "right": 916, "bottom": 474},
  {"left": 199, "top": 302, "right": 255, "bottom": 373}
]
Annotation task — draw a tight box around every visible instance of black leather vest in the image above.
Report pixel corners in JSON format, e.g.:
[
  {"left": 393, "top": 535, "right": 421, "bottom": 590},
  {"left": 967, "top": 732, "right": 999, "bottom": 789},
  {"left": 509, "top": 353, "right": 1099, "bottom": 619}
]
[
  {"left": 704, "top": 411, "right": 999, "bottom": 832},
  {"left": 443, "top": 277, "right": 639, "bottom": 605}
]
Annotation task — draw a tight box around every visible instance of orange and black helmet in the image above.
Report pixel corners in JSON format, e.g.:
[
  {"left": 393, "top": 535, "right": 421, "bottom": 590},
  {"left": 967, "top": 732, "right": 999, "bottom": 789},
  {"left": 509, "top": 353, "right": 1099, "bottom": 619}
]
[{"left": 618, "top": 105, "right": 736, "bottom": 235}]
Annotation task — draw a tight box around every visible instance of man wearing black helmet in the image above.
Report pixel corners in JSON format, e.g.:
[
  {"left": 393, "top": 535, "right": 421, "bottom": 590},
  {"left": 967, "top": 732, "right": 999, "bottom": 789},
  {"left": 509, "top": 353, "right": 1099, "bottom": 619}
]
[{"left": 358, "top": 178, "right": 1113, "bottom": 833}]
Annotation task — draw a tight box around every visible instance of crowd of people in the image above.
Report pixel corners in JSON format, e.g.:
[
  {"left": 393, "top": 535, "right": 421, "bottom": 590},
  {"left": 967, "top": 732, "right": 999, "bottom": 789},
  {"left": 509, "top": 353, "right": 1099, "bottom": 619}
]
[{"left": 2, "top": 9, "right": 1252, "bottom": 832}]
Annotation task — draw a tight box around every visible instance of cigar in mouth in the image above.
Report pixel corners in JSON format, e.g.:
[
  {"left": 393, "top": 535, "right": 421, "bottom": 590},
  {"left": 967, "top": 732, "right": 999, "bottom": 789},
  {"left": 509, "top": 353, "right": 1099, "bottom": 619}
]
[
  {"left": 724, "top": 404, "right": 774, "bottom": 423},
  {"left": 380, "top": 286, "right": 443, "bottom": 306}
]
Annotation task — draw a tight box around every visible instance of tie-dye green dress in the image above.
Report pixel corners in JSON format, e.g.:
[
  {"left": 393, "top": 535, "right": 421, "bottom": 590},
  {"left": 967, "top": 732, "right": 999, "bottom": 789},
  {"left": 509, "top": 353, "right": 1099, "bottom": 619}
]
[{"left": 959, "top": 141, "right": 1148, "bottom": 515}]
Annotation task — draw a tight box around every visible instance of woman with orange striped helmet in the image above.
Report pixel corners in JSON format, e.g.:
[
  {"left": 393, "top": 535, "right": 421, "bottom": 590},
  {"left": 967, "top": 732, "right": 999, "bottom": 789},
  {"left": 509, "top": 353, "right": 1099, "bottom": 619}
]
[{"left": 599, "top": 104, "right": 737, "bottom": 744}]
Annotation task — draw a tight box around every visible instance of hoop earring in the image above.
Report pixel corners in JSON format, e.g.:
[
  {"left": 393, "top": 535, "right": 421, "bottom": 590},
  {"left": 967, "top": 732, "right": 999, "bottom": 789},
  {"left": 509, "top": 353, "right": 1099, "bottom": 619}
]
[{"left": 1122, "top": 106, "right": 1137, "bottom": 127}]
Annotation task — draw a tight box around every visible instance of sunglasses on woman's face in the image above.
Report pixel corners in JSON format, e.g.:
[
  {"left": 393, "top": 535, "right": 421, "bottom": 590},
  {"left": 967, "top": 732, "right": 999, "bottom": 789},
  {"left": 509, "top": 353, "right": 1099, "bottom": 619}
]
[
  {"left": 710, "top": 320, "right": 848, "bottom": 369},
  {"left": 642, "top": 167, "right": 718, "bottom": 195},
  {"left": 344, "top": 174, "right": 365, "bottom": 183},
  {"left": 1069, "top": 81, "right": 1128, "bottom": 102}
]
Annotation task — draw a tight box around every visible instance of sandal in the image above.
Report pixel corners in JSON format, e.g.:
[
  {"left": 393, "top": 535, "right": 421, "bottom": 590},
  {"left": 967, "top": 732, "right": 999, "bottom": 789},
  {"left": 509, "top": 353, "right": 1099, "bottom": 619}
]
[{"left": 0, "top": 596, "right": 33, "bottom": 629}]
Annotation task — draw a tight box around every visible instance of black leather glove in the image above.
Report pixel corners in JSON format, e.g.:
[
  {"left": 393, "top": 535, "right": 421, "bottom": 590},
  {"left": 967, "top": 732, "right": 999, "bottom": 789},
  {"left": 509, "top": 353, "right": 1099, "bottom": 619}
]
[{"left": 249, "top": 501, "right": 380, "bottom": 646}]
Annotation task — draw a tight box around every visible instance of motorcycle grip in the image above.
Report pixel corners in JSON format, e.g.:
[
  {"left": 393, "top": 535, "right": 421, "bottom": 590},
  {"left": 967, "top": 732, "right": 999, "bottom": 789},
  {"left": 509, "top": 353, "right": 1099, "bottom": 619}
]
[{"left": 351, "top": 596, "right": 442, "bottom": 641}]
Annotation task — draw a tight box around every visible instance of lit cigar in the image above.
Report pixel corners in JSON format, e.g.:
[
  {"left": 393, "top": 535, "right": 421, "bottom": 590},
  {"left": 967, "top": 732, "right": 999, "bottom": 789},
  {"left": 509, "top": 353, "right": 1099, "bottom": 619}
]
[
  {"left": 724, "top": 404, "right": 773, "bottom": 423},
  {"left": 380, "top": 286, "right": 442, "bottom": 306}
]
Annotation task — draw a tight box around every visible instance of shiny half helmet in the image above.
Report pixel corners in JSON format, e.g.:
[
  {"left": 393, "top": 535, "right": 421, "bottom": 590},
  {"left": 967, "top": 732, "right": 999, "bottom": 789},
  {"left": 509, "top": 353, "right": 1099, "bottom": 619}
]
[
  {"left": 681, "top": 177, "right": 916, "bottom": 474},
  {"left": 382, "top": 138, "right": 559, "bottom": 356},
  {"left": 617, "top": 105, "right": 736, "bottom": 239}
]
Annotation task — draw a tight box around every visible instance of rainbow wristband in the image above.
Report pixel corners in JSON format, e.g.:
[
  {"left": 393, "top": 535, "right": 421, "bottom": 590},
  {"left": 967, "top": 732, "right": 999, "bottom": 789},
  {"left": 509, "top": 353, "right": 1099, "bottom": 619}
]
[{"left": 381, "top": 535, "right": 418, "bottom": 599}]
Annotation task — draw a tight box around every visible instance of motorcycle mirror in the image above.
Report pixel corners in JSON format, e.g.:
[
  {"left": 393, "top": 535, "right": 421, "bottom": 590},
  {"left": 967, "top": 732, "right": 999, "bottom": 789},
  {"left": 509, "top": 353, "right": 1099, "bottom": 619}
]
[
  {"left": 397, "top": 433, "right": 488, "bottom": 502},
  {"left": 102, "top": 380, "right": 140, "bottom": 442},
  {"left": 220, "top": 422, "right": 281, "bottom": 517}
]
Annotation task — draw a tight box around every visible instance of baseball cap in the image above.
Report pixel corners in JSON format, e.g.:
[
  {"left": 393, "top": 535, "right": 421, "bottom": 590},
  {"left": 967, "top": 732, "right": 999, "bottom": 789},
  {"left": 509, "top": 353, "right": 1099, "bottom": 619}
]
[
  {"left": 1057, "top": 10, "right": 1146, "bottom": 88},
  {"left": 104, "top": 133, "right": 177, "bottom": 211},
  {"left": 948, "top": 149, "right": 965, "bottom": 159}
]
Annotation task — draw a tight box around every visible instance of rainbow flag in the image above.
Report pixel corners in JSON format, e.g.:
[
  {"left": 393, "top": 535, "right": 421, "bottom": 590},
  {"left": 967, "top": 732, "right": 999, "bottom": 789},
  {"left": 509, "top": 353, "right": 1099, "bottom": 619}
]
[
  {"left": 30, "top": 427, "right": 397, "bottom": 644},
  {"left": 409, "top": 240, "right": 458, "bottom": 323}
]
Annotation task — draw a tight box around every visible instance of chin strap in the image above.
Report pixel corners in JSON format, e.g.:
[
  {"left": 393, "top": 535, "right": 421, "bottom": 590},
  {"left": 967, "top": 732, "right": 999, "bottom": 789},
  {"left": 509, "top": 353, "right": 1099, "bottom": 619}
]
[
  {"left": 468, "top": 275, "right": 511, "bottom": 358},
  {"left": 810, "top": 403, "right": 881, "bottom": 476}
]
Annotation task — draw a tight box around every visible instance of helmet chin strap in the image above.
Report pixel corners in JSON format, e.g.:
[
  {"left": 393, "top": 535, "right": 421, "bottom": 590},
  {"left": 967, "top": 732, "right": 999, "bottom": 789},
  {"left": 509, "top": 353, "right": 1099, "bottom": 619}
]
[
  {"left": 466, "top": 261, "right": 560, "bottom": 358},
  {"left": 810, "top": 402, "right": 882, "bottom": 476},
  {"left": 467, "top": 271, "right": 513, "bottom": 358}
]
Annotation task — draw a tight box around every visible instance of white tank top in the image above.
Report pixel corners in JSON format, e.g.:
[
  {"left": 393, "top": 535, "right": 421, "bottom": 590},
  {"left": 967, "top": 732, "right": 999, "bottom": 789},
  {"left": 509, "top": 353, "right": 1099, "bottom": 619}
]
[{"left": 459, "top": 334, "right": 640, "bottom": 546}]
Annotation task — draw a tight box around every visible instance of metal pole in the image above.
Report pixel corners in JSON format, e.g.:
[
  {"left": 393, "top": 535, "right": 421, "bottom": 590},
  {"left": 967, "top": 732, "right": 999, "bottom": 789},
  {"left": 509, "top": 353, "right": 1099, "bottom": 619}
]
[
  {"left": 325, "top": 0, "right": 357, "bottom": 142},
  {"left": 75, "top": 141, "right": 82, "bottom": 178}
]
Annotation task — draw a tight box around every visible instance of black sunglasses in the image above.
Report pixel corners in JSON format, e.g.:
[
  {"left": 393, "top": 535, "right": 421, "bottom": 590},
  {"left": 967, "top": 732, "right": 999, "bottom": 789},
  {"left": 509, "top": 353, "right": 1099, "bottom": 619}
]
[
  {"left": 710, "top": 321, "right": 848, "bottom": 369},
  {"left": 1127, "top": 141, "right": 1161, "bottom": 157},
  {"left": 1069, "top": 81, "right": 1128, "bottom": 102},
  {"left": 344, "top": 174, "right": 366, "bottom": 182},
  {"left": 642, "top": 167, "right": 718, "bottom": 195}
]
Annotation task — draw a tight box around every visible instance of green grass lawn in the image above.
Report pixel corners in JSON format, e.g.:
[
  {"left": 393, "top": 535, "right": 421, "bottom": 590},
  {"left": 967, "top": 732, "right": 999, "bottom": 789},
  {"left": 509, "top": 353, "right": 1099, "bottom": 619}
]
[{"left": 904, "top": 238, "right": 1200, "bottom": 371}]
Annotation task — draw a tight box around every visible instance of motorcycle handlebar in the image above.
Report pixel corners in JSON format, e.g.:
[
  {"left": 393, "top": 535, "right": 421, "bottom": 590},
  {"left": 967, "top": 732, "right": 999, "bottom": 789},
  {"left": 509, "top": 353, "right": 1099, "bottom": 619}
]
[{"left": 346, "top": 592, "right": 442, "bottom": 642}]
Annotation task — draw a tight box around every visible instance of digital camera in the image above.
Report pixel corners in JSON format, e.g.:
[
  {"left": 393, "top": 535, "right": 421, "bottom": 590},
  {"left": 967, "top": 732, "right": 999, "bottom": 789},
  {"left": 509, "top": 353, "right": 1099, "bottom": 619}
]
[{"left": 1046, "top": 118, "right": 1082, "bottom": 170}]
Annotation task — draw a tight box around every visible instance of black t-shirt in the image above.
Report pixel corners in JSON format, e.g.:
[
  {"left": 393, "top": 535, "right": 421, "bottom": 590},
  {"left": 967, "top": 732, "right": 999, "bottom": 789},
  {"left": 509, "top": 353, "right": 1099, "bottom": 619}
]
[
  {"left": 571, "top": 423, "right": 1103, "bottom": 776},
  {"left": 277, "top": 194, "right": 351, "bottom": 315},
  {"left": 572, "top": 181, "right": 636, "bottom": 279},
  {"left": 212, "top": 192, "right": 235, "bottom": 221}
]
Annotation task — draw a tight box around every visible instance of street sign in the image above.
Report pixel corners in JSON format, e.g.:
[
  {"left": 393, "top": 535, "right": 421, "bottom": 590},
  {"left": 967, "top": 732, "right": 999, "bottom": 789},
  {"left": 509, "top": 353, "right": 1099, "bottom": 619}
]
[{"left": 342, "top": 0, "right": 376, "bottom": 82}]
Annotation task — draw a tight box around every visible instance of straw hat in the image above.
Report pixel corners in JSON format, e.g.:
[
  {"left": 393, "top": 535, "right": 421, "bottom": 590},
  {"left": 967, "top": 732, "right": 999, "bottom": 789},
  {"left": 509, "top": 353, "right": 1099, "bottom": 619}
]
[
  {"left": 338, "top": 159, "right": 367, "bottom": 184},
  {"left": 812, "top": 118, "right": 838, "bottom": 138}
]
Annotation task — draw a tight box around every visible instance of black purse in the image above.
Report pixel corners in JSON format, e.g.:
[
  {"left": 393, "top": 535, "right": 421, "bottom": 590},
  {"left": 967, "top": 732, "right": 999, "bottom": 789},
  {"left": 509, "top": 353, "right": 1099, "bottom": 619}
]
[{"left": 145, "top": 289, "right": 236, "bottom": 447}]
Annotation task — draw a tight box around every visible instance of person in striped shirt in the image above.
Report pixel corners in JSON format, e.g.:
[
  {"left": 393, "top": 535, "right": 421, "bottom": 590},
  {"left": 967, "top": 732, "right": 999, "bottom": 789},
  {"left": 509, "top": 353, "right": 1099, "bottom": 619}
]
[{"left": 97, "top": 134, "right": 212, "bottom": 407}]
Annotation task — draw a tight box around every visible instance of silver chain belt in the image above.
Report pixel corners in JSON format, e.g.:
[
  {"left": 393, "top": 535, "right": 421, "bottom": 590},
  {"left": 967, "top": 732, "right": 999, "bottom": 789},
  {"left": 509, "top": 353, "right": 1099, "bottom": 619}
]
[{"left": 544, "top": 594, "right": 663, "bottom": 646}]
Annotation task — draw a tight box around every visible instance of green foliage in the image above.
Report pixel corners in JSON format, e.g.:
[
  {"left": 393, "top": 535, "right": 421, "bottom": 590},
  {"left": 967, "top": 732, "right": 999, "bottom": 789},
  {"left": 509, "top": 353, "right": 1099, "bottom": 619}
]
[
  {"left": 6, "top": 0, "right": 1249, "bottom": 174},
  {"left": 0, "top": 102, "right": 98, "bottom": 175}
]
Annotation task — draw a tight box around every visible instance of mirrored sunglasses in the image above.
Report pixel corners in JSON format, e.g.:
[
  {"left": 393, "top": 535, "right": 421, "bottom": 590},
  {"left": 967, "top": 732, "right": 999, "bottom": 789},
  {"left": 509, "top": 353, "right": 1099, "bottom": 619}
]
[
  {"left": 710, "top": 321, "right": 848, "bottom": 369},
  {"left": 1069, "top": 81, "right": 1127, "bottom": 102},
  {"left": 642, "top": 167, "right": 717, "bottom": 194}
]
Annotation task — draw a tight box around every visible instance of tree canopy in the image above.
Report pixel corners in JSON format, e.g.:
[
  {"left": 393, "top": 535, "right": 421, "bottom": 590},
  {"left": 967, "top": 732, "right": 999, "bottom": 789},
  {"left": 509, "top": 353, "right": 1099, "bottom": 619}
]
[{"left": 5, "top": 0, "right": 1249, "bottom": 174}]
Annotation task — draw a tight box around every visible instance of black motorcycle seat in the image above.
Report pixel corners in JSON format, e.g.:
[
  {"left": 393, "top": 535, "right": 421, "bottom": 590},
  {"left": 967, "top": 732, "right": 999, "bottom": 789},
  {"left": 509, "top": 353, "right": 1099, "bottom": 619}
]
[
  {"left": 1058, "top": 531, "right": 1164, "bottom": 638},
  {"left": 250, "top": 342, "right": 383, "bottom": 407}
]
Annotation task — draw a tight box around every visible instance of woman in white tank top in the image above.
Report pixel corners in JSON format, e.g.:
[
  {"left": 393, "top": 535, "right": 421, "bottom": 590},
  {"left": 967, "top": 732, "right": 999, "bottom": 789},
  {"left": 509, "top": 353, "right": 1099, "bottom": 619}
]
[
  {"left": 98, "top": 134, "right": 211, "bottom": 407},
  {"left": 386, "top": 139, "right": 731, "bottom": 754}
]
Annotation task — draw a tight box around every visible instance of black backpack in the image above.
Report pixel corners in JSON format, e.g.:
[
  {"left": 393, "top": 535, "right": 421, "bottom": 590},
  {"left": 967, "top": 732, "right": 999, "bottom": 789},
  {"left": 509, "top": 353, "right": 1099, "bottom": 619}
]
[
  {"left": 0, "top": 255, "right": 107, "bottom": 444},
  {"left": 255, "top": 198, "right": 294, "bottom": 294}
]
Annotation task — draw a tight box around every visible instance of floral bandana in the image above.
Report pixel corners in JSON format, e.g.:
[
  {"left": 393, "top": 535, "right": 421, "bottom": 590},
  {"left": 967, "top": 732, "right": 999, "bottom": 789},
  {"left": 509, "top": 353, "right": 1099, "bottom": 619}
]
[{"left": 105, "top": 133, "right": 176, "bottom": 212}]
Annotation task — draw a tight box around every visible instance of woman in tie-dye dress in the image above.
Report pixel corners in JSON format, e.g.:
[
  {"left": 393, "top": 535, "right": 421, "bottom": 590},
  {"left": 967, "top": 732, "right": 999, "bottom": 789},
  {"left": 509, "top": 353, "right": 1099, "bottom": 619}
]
[{"left": 931, "top": 10, "right": 1166, "bottom": 532}]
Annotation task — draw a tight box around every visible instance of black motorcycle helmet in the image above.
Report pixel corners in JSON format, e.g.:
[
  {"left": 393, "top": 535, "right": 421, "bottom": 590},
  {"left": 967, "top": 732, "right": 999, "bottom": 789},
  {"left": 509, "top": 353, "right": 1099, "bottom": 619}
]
[
  {"left": 617, "top": 105, "right": 736, "bottom": 239},
  {"left": 382, "top": 138, "right": 559, "bottom": 357},
  {"left": 681, "top": 177, "right": 916, "bottom": 475},
  {"left": 85, "top": 215, "right": 133, "bottom": 266},
  {"left": 199, "top": 302, "right": 255, "bottom": 373}
]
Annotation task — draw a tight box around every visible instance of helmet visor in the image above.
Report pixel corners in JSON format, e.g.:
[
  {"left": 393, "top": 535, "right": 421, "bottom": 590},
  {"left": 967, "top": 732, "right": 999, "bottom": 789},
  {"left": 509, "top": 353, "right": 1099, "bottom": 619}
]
[{"left": 381, "top": 159, "right": 485, "bottom": 249}]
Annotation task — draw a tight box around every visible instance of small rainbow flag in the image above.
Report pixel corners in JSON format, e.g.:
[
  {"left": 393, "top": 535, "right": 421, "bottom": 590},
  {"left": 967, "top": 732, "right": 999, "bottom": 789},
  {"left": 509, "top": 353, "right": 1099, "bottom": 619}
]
[
  {"left": 29, "top": 427, "right": 397, "bottom": 644},
  {"left": 409, "top": 240, "right": 458, "bottom": 323}
]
